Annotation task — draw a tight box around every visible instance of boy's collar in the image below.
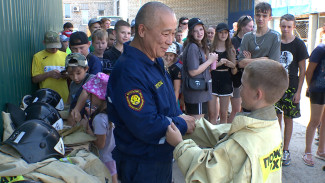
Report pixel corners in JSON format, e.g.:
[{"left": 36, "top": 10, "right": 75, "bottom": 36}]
[{"left": 240, "top": 105, "right": 277, "bottom": 121}]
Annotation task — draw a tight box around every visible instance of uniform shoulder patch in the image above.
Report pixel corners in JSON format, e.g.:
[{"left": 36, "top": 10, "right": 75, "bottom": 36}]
[{"left": 125, "top": 89, "right": 144, "bottom": 111}]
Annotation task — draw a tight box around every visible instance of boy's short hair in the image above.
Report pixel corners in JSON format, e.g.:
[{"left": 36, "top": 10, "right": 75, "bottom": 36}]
[
  {"left": 114, "top": 20, "right": 130, "bottom": 31},
  {"left": 69, "top": 31, "right": 89, "bottom": 46},
  {"left": 92, "top": 29, "right": 108, "bottom": 42},
  {"left": 178, "top": 17, "right": 188, "bottom": 26},
  {"left": 106, "top": 28, "right": 114, "bottom": 35},
  {"left": 63, "top": 22, "right": 73, "bottom": 29},
  {"left": 280, "top": 14, "right": 296, "bottom": 25},
  {"left": 244, "top": 60, "right": 288, "bottom": 104},
  {"left": 65, "top": 53, "right": 88, "bottom": 69},
  {"left": 255, "top": 2, "right": 272, "bottom": 16}
]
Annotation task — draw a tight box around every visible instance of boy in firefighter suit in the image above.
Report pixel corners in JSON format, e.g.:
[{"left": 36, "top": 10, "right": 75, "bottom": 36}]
[{"left": 166, "top": 59, "right": 288, "bottom": 183}]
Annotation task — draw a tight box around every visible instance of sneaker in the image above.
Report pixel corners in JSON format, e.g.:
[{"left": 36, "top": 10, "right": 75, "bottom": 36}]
[{"left": 282, "top": 150, "right": 291, "bottom": 166}]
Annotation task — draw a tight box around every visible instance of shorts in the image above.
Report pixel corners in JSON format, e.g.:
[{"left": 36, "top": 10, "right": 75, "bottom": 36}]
[
  {"left": 232, "top": 87, "right": 241, "bottom": 98},
  {"left": 185, "top": 102, "right": 208, "bottom": 115},
  {"left": 275, "top": 88, "right": 301, "bottom": 118},
  {"left": 310, "top": 91, "right": 325, "bottom": 105},
  {"left": 211, "top": 70, "right": 233, "bottom": 96}
]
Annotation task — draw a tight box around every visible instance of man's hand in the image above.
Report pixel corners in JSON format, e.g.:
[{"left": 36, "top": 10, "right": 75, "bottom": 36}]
[
  {"left": 179, "top": 114, "right": 196, "bottom": 134},
  {"left": 166, "top": 122, "right": 183, "bottom": 147}
]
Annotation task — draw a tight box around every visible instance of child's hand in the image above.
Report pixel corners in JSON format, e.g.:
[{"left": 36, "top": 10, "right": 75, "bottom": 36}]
[
  {"left": 166, "top": 122, "right": 183, "bottom": 147},
  {"left": 71, "top": 108, "right": 81, "bottom": 124},
  {"left": 79, "top": 114, "right": 89, "bottom": 129}
]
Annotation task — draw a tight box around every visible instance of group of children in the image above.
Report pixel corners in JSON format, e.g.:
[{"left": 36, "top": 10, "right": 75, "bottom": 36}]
[
  {"left": 29, "top": 1, "right": 325, "bottom": 182},
  {"left": 31, "top": 18, "right": 134, "bottom": 183}
]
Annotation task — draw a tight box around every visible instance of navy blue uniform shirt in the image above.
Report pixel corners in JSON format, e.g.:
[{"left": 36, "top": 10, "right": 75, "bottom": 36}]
[
  {"left": 107, "top": 43, "right": 187, "bottom": 162},
  {"left": 86, "top": 53, "right": 102, "bottom": 75}
]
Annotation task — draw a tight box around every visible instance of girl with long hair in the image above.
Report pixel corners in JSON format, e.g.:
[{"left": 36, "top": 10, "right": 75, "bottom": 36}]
[
  {"left": 229, "top": 15, "right": 254, "bottom": 123},
  {"left": 182, "top": 18, "right": 218, "bottom": 120},
  {"left": 209, "top": 23, "right": 237, "bottom": 124}
]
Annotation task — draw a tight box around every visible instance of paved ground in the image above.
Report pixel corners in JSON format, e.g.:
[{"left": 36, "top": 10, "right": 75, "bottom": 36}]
[{"left": 172, "top": 84, "right": 325, "bottom": 183}]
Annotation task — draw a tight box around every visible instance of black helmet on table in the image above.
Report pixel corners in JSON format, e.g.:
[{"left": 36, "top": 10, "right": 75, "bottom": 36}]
[
  {"left": 24, "top": 102, "right": 63, "bottom": 130},
  {"left": 4, "top": 120, "right": 65, "bottom": 163},
  {"left": 30, "top": 88, "right": 64, "bottom": 110}
]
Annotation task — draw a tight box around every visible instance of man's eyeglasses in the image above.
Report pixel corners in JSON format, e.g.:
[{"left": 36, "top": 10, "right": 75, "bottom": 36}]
[{"left": 181, "top": 22, "right": 188, "bottom": 25}]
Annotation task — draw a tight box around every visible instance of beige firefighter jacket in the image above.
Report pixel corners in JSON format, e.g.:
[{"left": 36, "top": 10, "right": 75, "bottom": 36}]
[{"left": 174, "top": 109, "right": 282, "bottom": 183}]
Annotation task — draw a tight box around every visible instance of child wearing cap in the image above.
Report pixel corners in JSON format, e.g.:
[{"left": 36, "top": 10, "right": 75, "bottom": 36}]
[
  {"left": 166, "top": 60, "right": 288, "bottom": 183},
  {"left": 182, "top": 18, "right": 218, "bottom": 121},
  {"left": 65, "top": 53, "right": 94, "bottom": 124},
  {"left": 69, "top": 31, "right": 102, "bottom": 75},
  {"left": 88, "top": 18, "right": 102, "bottom": 53},
  {"left": 209, "top": 22, "right": 237, "bottom": 124},
  {"left": 163, "top": 43, "right": 182, "bottom": 101},
  {"left": 92, "top": 29, "right": 113, "bottom": 74},
  {"left": 59, "top": 35, "right": 71, "bottom": 54},
  {"left": 79, "top": 72, "right": 118, "bottom": 183},
  {"left": 32, "top": 31, "right": 69, "bottom": 103},
  {"left": 103, "top": 20, "right": 131, "bottom": 68}
]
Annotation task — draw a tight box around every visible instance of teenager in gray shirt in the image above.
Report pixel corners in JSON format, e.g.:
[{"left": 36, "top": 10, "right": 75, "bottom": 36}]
[{"left": 238, "top": 2, "right": 281, "bottom": 68}]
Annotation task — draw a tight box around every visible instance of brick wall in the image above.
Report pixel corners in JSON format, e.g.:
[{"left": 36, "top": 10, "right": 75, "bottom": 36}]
[
  {"left": 127, "top": 0, "right": 228, "bottom": 27},
  {"left": 63, "top": 0, "right": 114, "bottom": 33}
]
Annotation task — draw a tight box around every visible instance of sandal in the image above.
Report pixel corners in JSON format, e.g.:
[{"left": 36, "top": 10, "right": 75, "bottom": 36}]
[
  {"left": 302, "top": 153, "right": 314, "bottom": 167},
  {"left": 315, "top": 151, "right": 325, "bottom": 161}
]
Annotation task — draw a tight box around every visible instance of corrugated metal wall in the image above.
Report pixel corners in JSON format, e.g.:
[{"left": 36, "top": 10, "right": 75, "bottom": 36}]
[{"left": 0, "top": 0, "right": 63, "bottom": 140}]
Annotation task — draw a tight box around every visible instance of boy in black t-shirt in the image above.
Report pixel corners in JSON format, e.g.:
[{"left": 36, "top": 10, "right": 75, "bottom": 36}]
[
  {"left": 103, "top": 20, "right": 131, "bottom": 68},
  {"left": 275, "top": 14, "right": 309, "bottom": 166}
]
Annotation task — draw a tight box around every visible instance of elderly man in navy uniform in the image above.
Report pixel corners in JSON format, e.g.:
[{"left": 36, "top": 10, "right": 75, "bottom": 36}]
[{"left": 106, "top": 2, "right": 196, "bottom": 183}]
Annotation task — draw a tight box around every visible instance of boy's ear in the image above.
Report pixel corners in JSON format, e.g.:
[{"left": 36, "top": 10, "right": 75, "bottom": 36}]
[
  {"left": 87, "top": 41, "right": 91, "bottom": 47},
  {"left": 256, "top": 88, "right": 264, "bottom": 101},
  {"left": 85, "top": 66, "right": 89, "bottom": 72}
]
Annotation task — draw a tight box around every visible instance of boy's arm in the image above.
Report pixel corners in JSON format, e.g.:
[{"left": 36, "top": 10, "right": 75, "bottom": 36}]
[
  {"left": 293, "top": 59, "right": 306, "bottom": 103},
  {"left": 183, "top": 118, "right": 230, "bottom": 147},
  {"left": 166, "top": 118, "right": 230, "bottom": 148},
  {"left": 173, "top": 138, "right": 247, "bottom": 182},
  {"left": 237, "top": 35, "right": 258, "bottom": 68},
  {"left": 70, "top": 89, "right": 88, "bottom": 123},
  {"left": 267, "top": 33, "right": 281, "bottom": 62},
  {"left": 32, "top": 70, "right": 62, "bottom": 83}
]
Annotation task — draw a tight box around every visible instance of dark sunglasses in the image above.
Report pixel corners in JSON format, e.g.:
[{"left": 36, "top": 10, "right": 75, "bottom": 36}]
[{"left": 181, "top": 22, "right": 188, "bottom": 25}]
